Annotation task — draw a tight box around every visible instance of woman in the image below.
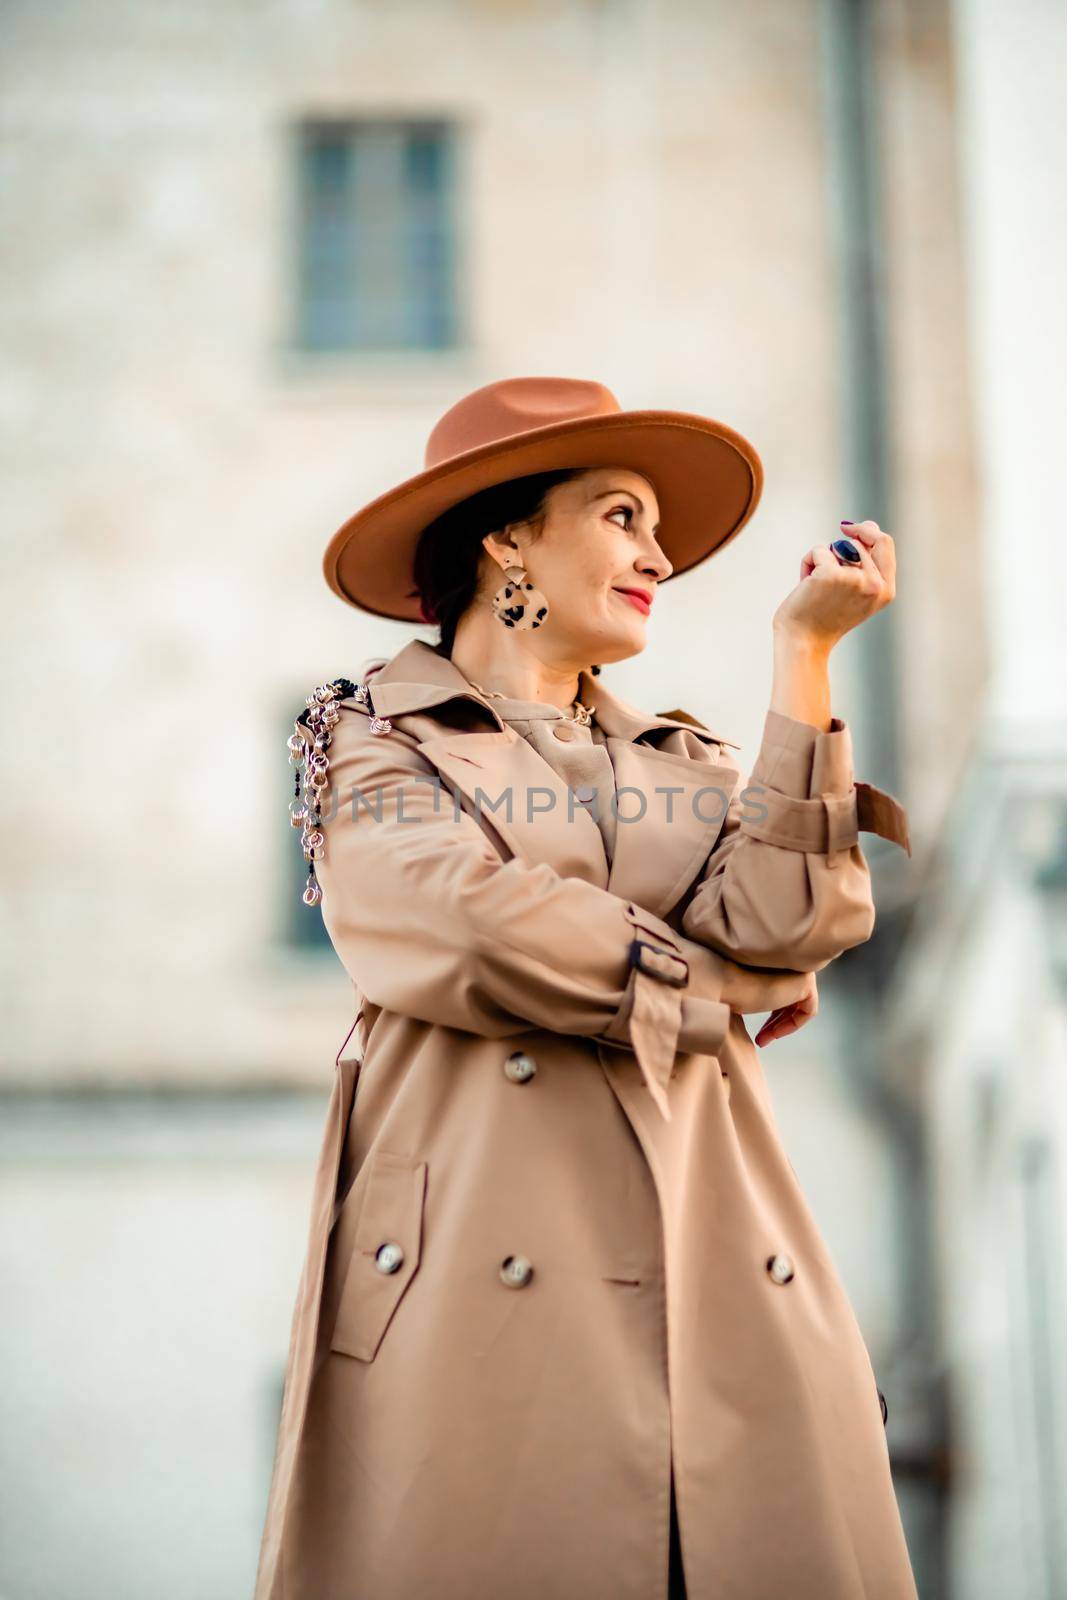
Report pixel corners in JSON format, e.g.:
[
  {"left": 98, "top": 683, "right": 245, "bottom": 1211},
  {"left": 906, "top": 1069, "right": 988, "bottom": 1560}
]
[{"left": 258, "top": 377, "right": 918, "bottom": 1599}]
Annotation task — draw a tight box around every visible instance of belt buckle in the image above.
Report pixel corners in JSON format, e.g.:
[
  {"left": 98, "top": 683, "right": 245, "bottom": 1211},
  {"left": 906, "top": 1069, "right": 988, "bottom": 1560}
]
[{"left": 629, "top": 938, "right": 689, "bottom": 988}]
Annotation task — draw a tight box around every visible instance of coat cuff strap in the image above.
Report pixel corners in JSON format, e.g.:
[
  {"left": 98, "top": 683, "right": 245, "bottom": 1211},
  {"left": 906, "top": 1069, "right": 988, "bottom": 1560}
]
[
  {"left": 739, "top": 781, "right": 911, "bottom": 859},
  {"left": 597, "top": 903, "right": 729, "bottom": 1122},
  {"left": 855, "top": 780, "right": 912, "bottom": 857}
]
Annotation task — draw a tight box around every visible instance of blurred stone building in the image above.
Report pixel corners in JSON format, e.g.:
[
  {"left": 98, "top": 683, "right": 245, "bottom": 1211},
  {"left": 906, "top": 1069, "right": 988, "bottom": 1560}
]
[{"left": 2, "top": 0, "right": 1063, "bottom": 1596}]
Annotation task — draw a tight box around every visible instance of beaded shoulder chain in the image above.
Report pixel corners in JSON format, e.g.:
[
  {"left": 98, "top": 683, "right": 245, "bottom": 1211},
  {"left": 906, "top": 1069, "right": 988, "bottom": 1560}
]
[{"left": 288, "top": 676, "right": 393, "bottom": 907}]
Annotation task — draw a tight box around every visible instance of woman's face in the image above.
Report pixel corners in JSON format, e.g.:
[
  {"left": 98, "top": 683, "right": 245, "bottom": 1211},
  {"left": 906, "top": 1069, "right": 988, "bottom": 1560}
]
[{"left": 486, "top": 466, "right": 672, "bottom": 664}]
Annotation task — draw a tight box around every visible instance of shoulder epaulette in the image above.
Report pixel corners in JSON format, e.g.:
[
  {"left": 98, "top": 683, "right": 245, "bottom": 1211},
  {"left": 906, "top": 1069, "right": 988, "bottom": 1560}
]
[
  {"left": 655, "top": 708, "right": 741, "bottom": 749},
  {"left": 656, "top": 706, "right": 709, "bottom": 731},
  {"left": 288, "top": 676, "right": 389, "bottom": 907}
]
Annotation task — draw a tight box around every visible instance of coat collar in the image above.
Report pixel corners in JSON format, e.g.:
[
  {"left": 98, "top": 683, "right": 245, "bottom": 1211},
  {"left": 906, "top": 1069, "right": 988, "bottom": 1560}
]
[
  {"left": 352, "top": 638, "right": 741, "bottom": 922},
  {"left": 360, "top": 636, "right": 738, "bottom": 749}
]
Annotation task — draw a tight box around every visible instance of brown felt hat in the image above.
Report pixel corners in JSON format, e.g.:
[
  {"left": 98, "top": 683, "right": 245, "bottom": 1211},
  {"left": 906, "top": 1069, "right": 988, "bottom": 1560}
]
[{"left": 322, "top": 375, "right": 764, "bottom": 620}]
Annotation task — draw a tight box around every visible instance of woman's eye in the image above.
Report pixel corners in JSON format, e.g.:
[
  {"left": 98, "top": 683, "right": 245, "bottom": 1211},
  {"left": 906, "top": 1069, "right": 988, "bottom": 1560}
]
[{"left": 607, "top": 505, "right": 635, "bottom": 528}]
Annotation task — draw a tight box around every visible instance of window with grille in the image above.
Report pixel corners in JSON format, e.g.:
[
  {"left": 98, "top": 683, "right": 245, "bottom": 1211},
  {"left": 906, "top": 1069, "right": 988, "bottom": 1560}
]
[{"left": 293, "top": 117, "right": 460, "bottom": 352}]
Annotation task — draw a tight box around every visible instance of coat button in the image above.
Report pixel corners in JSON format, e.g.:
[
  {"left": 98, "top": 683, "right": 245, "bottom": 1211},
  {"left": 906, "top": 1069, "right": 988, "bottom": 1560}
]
[
  {"left": 551, "top": 721, "right": 576, "bottom": 741},
  {"left": 504, "top": 1051, "right": 537, "bottom": 1082},
  {"left": 500, "top": 1254, "right": 534, "bottom": 1288},
  {"left": 375, "top": 1241, "right": 405, "bottom": 1274},
  {"left": 766, "top": 1253, "right": 795, "bottom": 1285}
]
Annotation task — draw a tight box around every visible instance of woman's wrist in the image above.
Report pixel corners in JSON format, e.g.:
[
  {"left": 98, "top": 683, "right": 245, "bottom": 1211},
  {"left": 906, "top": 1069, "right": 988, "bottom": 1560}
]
[{"left": 769, "top": 625, "right": 833, "bottom": 730}]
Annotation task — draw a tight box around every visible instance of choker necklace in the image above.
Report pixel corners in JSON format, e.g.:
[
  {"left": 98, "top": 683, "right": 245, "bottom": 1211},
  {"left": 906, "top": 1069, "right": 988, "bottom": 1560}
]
[{"left": 467, "top": 677, "right": 595, "bottom": 727}]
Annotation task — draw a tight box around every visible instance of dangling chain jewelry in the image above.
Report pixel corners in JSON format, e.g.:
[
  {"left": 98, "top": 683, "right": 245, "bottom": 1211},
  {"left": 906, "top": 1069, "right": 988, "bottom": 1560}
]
[
  {"left": 287, "top": 676, "right": 378, "bottom": 907},
  {"left": 466, "top": 676, "right": 594, "bottom": 727}
]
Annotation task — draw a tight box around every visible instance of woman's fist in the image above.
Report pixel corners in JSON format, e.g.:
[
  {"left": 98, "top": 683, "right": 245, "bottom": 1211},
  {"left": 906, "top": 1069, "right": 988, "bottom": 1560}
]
[
  {"left": 752, "top": 971, "right": 819, "bottom": 1048},
  {"left": 715, "top": 959, "right": 818, "bottom": 1040},
  {"left": 712, "top": 959, "right": 818, "bottom": 1046},
  {"left": 772, "top": 520, "right": 896, "bottom": 650}
]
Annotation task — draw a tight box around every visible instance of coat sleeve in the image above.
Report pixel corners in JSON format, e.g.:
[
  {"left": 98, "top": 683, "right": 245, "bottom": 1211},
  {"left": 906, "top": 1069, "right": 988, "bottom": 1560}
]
[
  {"left": 297, "top": 708, "right": 735, "bottom": 1122},
  {"left": 680, "top": 708, "right": 911, "bottom": 971}
]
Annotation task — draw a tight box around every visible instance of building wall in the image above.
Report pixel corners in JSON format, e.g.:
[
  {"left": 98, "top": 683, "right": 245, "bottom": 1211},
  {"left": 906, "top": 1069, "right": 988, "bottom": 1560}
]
[
  {"left": 883, "top": 0, "right": 1067, "bottom": 1592},
  {"left": 3, "top": 0, "right": 855, "bottom": 1088}
]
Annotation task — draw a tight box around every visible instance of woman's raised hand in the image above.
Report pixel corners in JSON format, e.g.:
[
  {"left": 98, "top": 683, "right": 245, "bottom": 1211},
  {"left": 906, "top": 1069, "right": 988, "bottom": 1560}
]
[{"left": 772, "top": 519, "right": 896, "bottom": 650}]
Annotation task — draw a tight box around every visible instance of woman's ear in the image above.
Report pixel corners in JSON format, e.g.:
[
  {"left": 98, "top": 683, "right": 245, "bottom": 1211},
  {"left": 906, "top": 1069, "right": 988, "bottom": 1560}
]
[{"left": 482, "top": 529, "right": 519, "bottom": 566}]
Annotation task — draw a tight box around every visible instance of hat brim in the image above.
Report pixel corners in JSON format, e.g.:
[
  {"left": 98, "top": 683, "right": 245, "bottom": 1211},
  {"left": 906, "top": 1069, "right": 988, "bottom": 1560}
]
[{"left": 322, "top": 408, "right": 763, "bottom": 621}]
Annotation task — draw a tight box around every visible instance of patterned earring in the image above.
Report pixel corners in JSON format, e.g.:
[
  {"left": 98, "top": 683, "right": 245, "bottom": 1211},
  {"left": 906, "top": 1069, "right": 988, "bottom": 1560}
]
[{"left": 490, "top": 565, "right": 549, "bottom": 631}]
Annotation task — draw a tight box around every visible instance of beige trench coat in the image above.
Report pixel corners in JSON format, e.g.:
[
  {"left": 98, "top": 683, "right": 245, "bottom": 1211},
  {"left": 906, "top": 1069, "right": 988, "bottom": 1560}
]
[{"left": 255, "top": 636, "right": 919, "bottom": 1600}]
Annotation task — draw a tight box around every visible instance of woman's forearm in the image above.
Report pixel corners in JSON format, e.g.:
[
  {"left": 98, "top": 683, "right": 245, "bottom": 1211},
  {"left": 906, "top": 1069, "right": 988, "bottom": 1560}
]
[{"left": 769, "top": 626, "right": 833, "bottom": 731}]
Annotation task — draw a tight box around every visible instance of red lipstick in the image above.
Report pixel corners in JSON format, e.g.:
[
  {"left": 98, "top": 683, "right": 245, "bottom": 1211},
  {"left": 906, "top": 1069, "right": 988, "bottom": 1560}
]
[{"left": 613, "top": 587, "right": 653, "bottom": 617}]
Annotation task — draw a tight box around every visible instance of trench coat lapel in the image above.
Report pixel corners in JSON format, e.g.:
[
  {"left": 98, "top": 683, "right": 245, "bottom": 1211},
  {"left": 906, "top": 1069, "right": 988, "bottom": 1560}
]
[
  {"left": 361, "top": 637, "right": 741, "bottom": 918},
  {"left": 415, "top": 727, "right": 612, "bottom": 889},
  {"left": 602, "top": 737, "right": 740, "bottom": 920}
]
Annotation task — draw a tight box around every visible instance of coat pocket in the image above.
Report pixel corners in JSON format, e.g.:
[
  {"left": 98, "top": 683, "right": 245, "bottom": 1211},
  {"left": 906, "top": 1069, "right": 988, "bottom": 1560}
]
[{"left": 329, "top": 1151, "right": 427, "bottom": 1362}]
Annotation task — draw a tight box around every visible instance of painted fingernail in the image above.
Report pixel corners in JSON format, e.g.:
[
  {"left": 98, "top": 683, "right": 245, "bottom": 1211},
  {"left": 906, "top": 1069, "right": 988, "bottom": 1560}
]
[{"left": 840, "top": 519, "right": 854, "bottom": 527}]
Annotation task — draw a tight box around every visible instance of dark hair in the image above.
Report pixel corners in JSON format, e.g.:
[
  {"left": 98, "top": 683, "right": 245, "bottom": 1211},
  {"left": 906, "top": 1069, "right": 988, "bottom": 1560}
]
[{"left": 413, "top": 468, "right": 600, "bottom": 670}]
